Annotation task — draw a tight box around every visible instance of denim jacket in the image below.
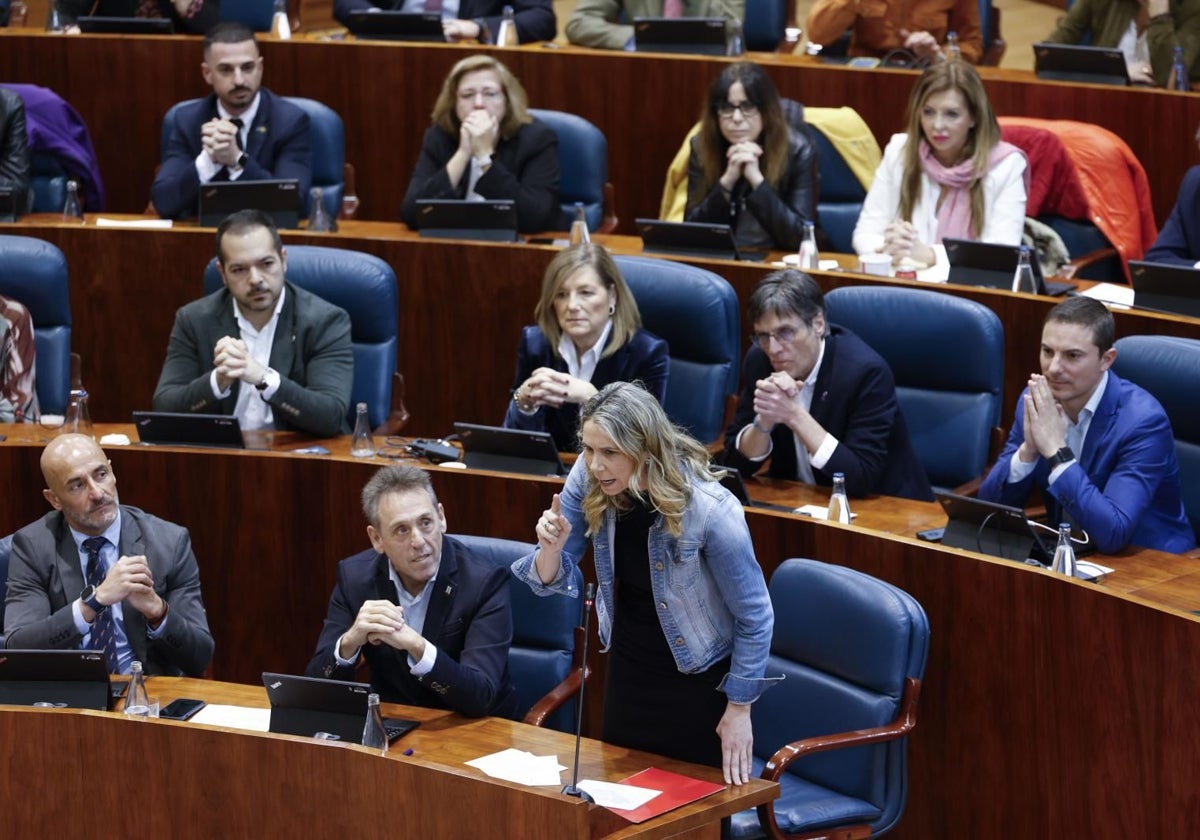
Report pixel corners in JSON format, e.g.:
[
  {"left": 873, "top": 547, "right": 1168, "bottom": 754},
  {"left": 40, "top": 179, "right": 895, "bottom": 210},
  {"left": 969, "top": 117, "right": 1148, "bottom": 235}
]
[{"left": 512, "top": 457, "right": 781, "bottom": 705}]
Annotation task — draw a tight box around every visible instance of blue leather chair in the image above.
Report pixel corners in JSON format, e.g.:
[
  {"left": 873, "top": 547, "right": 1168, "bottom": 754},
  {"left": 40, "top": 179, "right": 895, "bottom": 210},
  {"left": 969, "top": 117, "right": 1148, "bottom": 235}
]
[
  {"left": 825, "top": 286, "right": 1004, "bottom": 490},
  {"left": 743, "top": 0, "right": 793, "bottom": 52},
  {"left": 449, "top": 534, "right": 586, "bottom": 733},
  {"left": 1111, "top": 336, "right": 1200, "bottom": 541},
  {"left": 615, "top": 256, "right": 741, "bottom": 444},
  {"left": 529, "top": 109, "right": 615, "bottom": 233},
  {"left": 731, "top": 558, "right": 929, "bottom": 840},
  {"left": 220, "top": 0, "right": 274, "bottom": 31},
  {"left": 160, "top": 97, "right": 348, "bottom": 220},
  {"left": 809, "top": 123, "right": 867, "bottom": 255},
  {"left": 0, "top": 533, "right": 11, "bottom": 647},
  {"left": 203, "top": 245, "right": 403, "bottom": 432},
  {"left": 30, "top": 152, "right": 69, "bottom": 214},
  {"left": 0, "top": 235, "right": 72, "bottom": 414}
]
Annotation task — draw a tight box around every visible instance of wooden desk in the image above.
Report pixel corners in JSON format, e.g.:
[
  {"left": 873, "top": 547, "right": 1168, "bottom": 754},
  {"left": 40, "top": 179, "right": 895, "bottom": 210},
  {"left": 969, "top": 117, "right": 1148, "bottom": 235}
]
[
  {"left": 4, "top": 217, "right": 1199, "bottom": 439},
  {"left": 0, "top": 676, "right": 775, "bottom": 838},
  {"left": 0, "top": 32, "right": 1196, "bottom": 226},
  {"left": 2, "top": 424, "right": 1199, "bottom": 838}
]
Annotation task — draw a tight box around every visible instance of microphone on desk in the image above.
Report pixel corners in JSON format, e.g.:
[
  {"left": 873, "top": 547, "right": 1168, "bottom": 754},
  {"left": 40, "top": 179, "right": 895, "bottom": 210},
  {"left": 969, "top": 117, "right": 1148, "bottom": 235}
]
[{"left": 562, "top": 582, "right": 596, "bottom": 803}]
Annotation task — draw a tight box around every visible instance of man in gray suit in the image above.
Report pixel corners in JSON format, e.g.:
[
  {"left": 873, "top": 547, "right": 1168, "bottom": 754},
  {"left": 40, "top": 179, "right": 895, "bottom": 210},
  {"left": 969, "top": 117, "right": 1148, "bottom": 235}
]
[
  {"left": 4, "top": 434, "right": 214, "bottom": 676},
  {"left": 153, "top": 209, "right": 353, "bottom": 437}
]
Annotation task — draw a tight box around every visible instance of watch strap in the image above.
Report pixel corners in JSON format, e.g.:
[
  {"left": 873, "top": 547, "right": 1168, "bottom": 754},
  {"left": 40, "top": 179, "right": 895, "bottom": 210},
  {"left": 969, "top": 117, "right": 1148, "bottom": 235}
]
[{"left": 1048, "top": 446, "right": 1075, "bottom": 469}]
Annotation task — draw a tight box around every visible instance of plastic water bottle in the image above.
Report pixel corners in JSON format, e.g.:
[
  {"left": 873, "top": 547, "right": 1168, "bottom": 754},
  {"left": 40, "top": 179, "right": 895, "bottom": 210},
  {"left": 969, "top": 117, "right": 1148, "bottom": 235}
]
[
  {"left": 1011, "top": 245, "right": 1036, "bottom": 294},
  {"left": 798, "top": 221, "right": 819, "bottom": 270},
  {"left": 496, "top": 6, "right": 518, "bottom": 46},
  {"left": 45, "top": 0, "right": 63, "bottom": 32},
  {"left": 827, "top": 472, "right": 851, "bottom": 524},
  {"left": 569, "top": 203, "right": 590, "bottom": 245},
  {"left": 1050, "top": 522, "right": 1077, "bottom": 578},
  {"left": 350, "top": 402, "right": 375, "bottom": 457},
  {"left": 945, "top": 31, "right": 961, "bottom": 61},
  {"left": 725, "top": 18, "right": 745, "bottom": 57},
  {"left": 125, "top": 661, "right": 152, "bottom": 717},
  {"left": 307, "top": 187, "right": 336, "bottom": 232},
  {"left": 271, "top": 0, "right": 292, "bottom": 40},
  {"left": 62, "top": 180, "right": 83, "bottom": 223},
  {"left": 64, "top": 388, "right": 93, "bottom": 437},
  {"left": 362, "top": 693, "right": 388, "bottom": 755},
  {"left": 1171, "top": 45, "right": 1190, "bottom": 91}
]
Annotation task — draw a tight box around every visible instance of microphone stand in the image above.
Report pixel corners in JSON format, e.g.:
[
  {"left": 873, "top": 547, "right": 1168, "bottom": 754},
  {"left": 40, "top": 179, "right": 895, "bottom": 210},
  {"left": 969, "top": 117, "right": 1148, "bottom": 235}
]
[{"left": 562, "top": 582, "right": 595, "bottom": 803}]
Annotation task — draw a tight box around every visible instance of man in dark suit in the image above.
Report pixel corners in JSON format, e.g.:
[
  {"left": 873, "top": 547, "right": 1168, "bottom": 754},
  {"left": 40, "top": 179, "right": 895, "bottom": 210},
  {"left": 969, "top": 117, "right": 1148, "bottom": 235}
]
[
  {"left": 4, "top": 434, "right": 214, "bottom": 676},
  {"left": 152, "top": 209, "right": 353, "bottom": 437},
  {"left": 150, "top": 21, "right": 311, "bottom": 220},
  {"left": 306, "top": 465, "right": 520, "bottom": 719},
  {"left": 59, "top": 0, "right": 221, "bottom": 34},
  {"left": 333, "top": 0, "right": 556, "bottom": 44},
  {"left": 723, "top": 269, "right": 933, "bottom": 501},
  {"left": 979, "top": 297, "right": 1195, "bottom": 554}
]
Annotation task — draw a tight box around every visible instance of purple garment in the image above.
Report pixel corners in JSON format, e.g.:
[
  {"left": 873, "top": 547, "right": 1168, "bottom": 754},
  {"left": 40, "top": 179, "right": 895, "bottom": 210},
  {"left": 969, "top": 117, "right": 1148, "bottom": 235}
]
[{"left": 2, "top": 83, "right": 104, "bottom": 211}]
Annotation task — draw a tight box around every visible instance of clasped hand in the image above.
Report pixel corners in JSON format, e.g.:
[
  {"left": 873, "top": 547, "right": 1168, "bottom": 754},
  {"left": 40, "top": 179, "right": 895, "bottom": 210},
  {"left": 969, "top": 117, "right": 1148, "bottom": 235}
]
[
  {"left": 721, "top": 141, "right": 764, "bottom": 192},
  {"left": 213, "top": 336, "right": 267, "bottom": 393},
  {"left": 459, "top": 110, "right": 499, "bottom": 161},
  {"left": 95, "top": 555, "right": 162, "bottom": 618},
  {"left": 753, "top": 372, "right": 802, "bottom": 429},
  {"left": 880, "top": 220, "right": 935, "bottom": 266},
  {"left": 520, "top": 368, "right": 596, "bottom": 410},
  {"left": 1019, "top": 374, "right": 1069, "bottom": 462},
  {"left": 346, "top": 599, "right": 419, "bottom": 653},
  {"left": 201, "top": 118, "right": 242, "bottom": 168}
]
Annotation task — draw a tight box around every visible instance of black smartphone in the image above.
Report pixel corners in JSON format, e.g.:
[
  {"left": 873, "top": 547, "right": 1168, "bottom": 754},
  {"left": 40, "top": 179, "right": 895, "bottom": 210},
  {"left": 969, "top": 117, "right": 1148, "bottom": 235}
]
[
  {"left": 916, "top": 527, "right": 945, "bottom": 542},
  {"left": 160, "top": 698, "right": 207, "bottom": 721}
]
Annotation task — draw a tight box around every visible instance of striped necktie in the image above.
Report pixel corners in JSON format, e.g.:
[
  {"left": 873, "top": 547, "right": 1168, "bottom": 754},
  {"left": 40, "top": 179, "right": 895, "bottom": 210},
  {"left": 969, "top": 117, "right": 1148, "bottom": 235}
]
[{"left": 83, "top": 537, "right": 120, "bottom": 674}]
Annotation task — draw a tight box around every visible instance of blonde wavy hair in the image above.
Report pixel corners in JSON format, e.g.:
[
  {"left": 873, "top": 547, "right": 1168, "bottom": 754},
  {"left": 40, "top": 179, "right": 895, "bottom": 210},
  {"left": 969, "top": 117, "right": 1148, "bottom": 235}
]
[
  {"left": 898, "top": 60, "right": 1001, "bottom": 238},
  {"left": 577, "top": 383, "right": 718, "bottom": 538}
]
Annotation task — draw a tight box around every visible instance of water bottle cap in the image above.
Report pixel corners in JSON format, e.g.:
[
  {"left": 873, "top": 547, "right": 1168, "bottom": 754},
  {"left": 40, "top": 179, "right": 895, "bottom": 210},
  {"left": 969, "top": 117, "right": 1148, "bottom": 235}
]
[
  {"left": 356, "top": 402, "right": 368, "bottom": 411},
  {"left": 832, "top": 472, "right": 845, "bottom": 479}
]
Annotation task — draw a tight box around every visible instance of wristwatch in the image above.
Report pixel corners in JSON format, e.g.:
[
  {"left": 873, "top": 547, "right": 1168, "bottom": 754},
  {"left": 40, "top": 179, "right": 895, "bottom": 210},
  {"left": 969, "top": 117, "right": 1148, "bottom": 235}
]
[
  {"left": 236, "top": 151, "right": 248, "bottom": 169},
  {"left": 80, "top": 585, "right": 106, "bottom": 615},
  {"left": 255, "top": 368, "right": 272, "bottom": 391},
  {"left": 1047, "top": 446, "right": 1075, "bottom": 469}
]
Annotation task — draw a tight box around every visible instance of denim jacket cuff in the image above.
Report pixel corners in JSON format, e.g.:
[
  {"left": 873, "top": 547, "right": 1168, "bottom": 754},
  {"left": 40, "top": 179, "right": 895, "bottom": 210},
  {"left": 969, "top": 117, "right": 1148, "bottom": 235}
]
[{"left": 718, "top": 672, "right": 785, "bottom": 705}]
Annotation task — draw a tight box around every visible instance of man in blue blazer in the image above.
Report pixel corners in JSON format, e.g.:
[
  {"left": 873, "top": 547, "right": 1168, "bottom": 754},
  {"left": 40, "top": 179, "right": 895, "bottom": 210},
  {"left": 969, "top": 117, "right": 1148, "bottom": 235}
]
[
  {"left": 306, "top": 466, "right": 520, "bottom": 719},
  {"left": 723, "top": 270, "right": 933, "bottom": 501},
  {"left": 333, "top": 0, "right": 556, "bottom": 44},
  {"left": 979, "top": 297, "right": 1194, "bottom": 555},
  {"left": 151, "top": 21, "right": 311, "bottom": 221},
  {"left": 1144, "top": 164, "right": 1200, "bottom": 267}
]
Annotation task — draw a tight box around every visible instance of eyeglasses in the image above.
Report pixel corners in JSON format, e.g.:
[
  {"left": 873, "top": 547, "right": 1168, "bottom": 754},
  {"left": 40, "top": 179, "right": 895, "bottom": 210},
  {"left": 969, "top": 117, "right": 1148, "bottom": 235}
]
[
  {"left": 458, "top": 89, "right": 504, "bottom": 103},
  {"left": 718, "top": 101, "right": 759, "bottom": 120},
  {"left": 751, "top": 324, "right": 803, "bottom": 349}
]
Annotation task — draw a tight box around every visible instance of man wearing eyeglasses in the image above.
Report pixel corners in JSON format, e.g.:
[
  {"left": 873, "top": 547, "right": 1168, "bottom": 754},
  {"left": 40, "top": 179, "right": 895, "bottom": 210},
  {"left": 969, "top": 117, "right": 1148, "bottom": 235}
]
[
  {"left": 722, "top": 270, "right": 933, "bottom": 501},
  {"left": 150, "top": 21, "right": 312, "bottom": 220}
]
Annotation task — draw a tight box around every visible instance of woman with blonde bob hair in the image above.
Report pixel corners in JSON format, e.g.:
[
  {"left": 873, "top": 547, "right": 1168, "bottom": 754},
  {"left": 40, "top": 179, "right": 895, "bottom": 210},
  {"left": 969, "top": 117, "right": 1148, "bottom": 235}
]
[
  {"left": 852, "top": 60, "right": 1027, "bottom": 281},
  {"left": 513, "top": 382, "right": 779, "bottom": 787},
  {"left": 401, "top": 54, "right": 560, "bottom": 232},
  {"left": 505, "top": 243, "right": 668, "bottom": 452}
]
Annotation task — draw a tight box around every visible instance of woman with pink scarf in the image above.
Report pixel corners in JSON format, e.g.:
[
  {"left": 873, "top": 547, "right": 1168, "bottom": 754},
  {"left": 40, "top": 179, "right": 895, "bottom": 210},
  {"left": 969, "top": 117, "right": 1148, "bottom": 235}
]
[{"left": 852, "top": 60, "right": 1028, "bottom": 282}]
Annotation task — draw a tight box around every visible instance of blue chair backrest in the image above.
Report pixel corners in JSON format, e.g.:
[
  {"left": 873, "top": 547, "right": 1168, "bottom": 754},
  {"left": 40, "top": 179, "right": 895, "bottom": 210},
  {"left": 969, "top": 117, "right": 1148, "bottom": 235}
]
[
  {"left": 615, "top": 256, "right": 740, "bottom": 444},
  {"left": 220, "top": 0, "right": 274, "bottom": 31},
  {"left": 754, "top": 558, "right": 929, "bottom": 835},
  {"left": 979, "top": 0, "right": 994, "bottom": 49},
  {"left": 744, "top": 0, "right": 787, "bottom": 52},
  {"left": 825, "top": 286, "right": 1004, "bottom": 489},
  {"left": 529, "top": 109, "right": 606, "bottom": 232},
  {"left": 810, "top": 125, "right": 867, "bottom": 254},
  {"left": 0, "top": 533, "right": 11, "bottom": 646},
  {"left": 1112, "top": 335, "right": 1200, "bottom": 541},
  {"left": 449, "top": 534, "right": 582, "bottom": 733},
  {"left": 30, "top": 152, "right": 69, "bottom": 214},
  {"left": 203, "top": 245, "right": 397, "bottom": 429},
  {"left": 0, "top": 235, "right": 71, "bottom": 414},
  {"left": 161, "top": 97, "right": 345, "bottom": 219},
  {"left": 1042, "top": 215, "right": 1123, "bottom": 282}
]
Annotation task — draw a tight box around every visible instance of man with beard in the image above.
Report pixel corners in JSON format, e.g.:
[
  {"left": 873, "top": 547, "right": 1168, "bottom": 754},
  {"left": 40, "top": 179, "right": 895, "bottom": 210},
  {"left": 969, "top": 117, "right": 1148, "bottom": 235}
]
[
  {"left": 150, "top": 21, "right": 311, "bottom": 220},
  {"left": 153, "top": 209, "right": 353, "bottom": 437},
  {"left": 4, "top": 434, "right": 215, "bottom": 676}
]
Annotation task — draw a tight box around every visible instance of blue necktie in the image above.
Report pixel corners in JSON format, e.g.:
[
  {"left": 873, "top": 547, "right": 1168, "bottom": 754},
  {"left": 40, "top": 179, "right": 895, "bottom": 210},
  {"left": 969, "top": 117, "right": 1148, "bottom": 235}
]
[{"left": 83, "top": 537, "right": 120, "bottom": 674}]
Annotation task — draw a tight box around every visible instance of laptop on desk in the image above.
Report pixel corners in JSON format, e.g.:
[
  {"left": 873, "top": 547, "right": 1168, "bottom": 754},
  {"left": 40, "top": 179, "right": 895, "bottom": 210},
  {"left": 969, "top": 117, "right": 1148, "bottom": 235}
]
[
  {"left": 262, "top": 673, "right": 419, "bottom": 744},
  {"left": 934, "top": 491, "right": 1095, "bottom": 564},
  {"left": 344, "top": 10, "right": 446, "bottom": 42},
  {"left": 1033, "top": 43, "right": 1130, "bottom": 87},
  {"left": 944, "top": 238, "right": 1076, "bottom": 296},
  {"left": 0, "top": 186, "right": 19, "bottom": 222},
  {"left": 0, "top": 650, "right": 112, "bottom": 710},
  {"left": 133, "top": 411, "right": 246, "bottom": 449},
  {"left": 198, "top": 179, "right": 300, "bottom": 230},
  {"left": 415, "top": 200, "right": 519, "bottom": 243},
  {"left": 636, "top": 219, "right": 766, "bottom": 262},
  {"left": 714, "top": 467, "right": 796, "bottom": 512},
  {"left": 77, "top": 16, "right": 174, "bottom": 34},
  {"left": 633, "top": 17, "right": 727, "bottom": 55},
  {"left": 454, "top": 422, "right": 567, "bottom": 477},
  {"left": 1128, "top": 260, "right": 1200, "bottom": 318}
]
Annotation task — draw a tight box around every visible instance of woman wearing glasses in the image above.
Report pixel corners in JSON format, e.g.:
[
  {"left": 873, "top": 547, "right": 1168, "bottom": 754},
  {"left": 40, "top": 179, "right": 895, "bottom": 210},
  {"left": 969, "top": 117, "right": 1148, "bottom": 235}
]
[
  {"left": 852, "top": 60, "right": 1027, "bottom": 282},
  {"left": 684, "top": 61, "right": 818, "bottom": 253},
  {"left": 401, "top": 54, "right": 560, "bottom": 233}
]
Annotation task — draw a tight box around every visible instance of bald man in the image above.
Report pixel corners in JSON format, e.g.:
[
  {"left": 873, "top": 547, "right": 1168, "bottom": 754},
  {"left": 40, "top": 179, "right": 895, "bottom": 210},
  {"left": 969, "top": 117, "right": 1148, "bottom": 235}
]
[{"left": 4, "top": 434, "right": 214, "bottom": 676}]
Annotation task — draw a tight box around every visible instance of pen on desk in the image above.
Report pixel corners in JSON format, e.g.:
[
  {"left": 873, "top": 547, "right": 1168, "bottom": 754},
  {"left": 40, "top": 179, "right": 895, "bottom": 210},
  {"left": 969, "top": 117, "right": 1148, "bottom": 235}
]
[{"left": 403, "top": 748, "right": 414, "bottom": 756}]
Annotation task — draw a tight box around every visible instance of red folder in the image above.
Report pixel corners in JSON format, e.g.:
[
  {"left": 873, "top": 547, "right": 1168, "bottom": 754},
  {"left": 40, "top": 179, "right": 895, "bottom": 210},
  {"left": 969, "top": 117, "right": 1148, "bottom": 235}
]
[{"left": 607, "top": 767, "right": 726, "bottom": 824}]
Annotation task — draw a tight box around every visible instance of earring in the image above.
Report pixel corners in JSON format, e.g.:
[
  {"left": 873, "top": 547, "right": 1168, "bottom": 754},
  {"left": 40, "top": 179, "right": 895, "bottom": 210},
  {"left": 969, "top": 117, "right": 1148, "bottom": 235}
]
[{"left": 609, "top": 304, "right": 616, "bottom": 315}]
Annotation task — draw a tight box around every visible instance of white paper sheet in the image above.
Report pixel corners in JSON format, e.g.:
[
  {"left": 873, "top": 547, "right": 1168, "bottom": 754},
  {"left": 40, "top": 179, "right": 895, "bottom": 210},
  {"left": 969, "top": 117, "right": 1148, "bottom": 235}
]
[
  {"left": 576, "top": 779, "right": 662, "bottom": 809},
  {"left": 465, "top": 748, "right": 567, "bottom": 786},
  {"left": 793, "top": 504, "right": 857, "bottom": 520},
  {"left": 189, "top": 704, "right": 271, "bottom": 732},
  {"left": 94, "top": 217, "right": 174, "bottom": 229}
]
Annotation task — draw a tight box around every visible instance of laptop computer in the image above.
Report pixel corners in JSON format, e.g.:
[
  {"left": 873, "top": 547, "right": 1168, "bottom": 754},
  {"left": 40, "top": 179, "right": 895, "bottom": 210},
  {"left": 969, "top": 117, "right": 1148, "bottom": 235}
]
[
  {"left": 454, "top": 422, "right": 567, "bottom": 477},
  {"left": 198, "top": 179, "right": 301, "bottom": 230},
  {"left": 77, "top": 16, "right": 174, "bottom": 34},
  {"left": 0, "top": 185, "right": 18, "bottom": 222},
  {"left": 415, "top": 199, "right": 519, "bottom": 243},
  {"left": 636, "top": 218, "right": 766, "bottom": 262},
  {"left": 262, "top": 673, "right": 420, "bottom": 744},
  {"left": 133, "top": 411, "right": 246, "bottom": 449},
  {"left": 344, "top": 10, "right": 446, "bottom": 42},
  {"left": 944, "top": 238, "right": 1076, "bottom": 296},
  {"left": 935, "top": 491, "right": 1047, "bottom": 561},
  {"left": 714, "top": 467, "right": 796, "bottom": 512},
  {"left": 633, "top": 17, "right": 727, "bottom": 55},
  {"left": 1128, "top": 260, "right": 1200, "bottom": 318},
  {"left": 0, "top": 650, "right": 112, "bottom": 710},
  {"left": 1033, "top": 42, "right": 1130, "bottom": 87}
]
